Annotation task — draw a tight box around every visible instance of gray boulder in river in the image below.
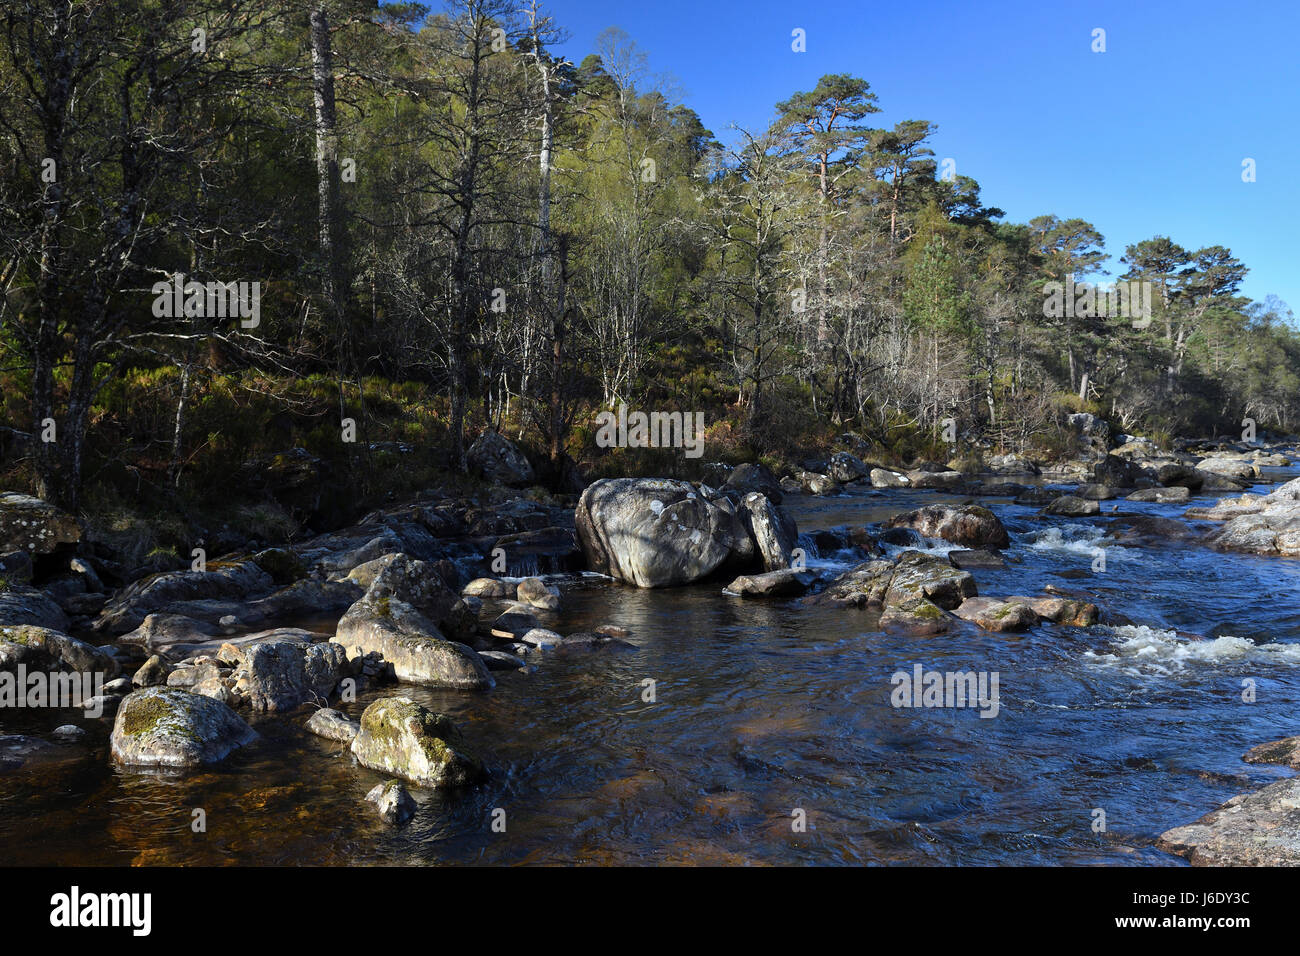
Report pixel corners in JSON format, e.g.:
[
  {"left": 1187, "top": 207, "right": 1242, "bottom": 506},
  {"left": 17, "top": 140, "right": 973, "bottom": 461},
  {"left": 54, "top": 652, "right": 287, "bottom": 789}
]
[{"left": 576, "top": 477, "right": 772, "bottom": 587}]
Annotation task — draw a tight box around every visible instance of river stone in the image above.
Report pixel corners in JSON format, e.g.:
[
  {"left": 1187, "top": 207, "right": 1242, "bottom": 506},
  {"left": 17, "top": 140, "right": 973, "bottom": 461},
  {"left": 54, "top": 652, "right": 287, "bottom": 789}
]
[
  {"left": 232, "top": 640, "right": 349, "bottom": 712},
  {"left": 0, "top": 624, "right": 119, "bottom": 676},
  {"left": 1157, "top": 777, "right": 1300, "bottom": 865},
  {"left": 827, "top": 452, "right": 870, "bottom": 483},
  {"left": 1091, "top": 454, "right": 1142, "bottom": 488},
  {"left": 726, "top": 569, "right": 815, "bottom": 598},
  {"left": 1042, "top": 495, "right": 1100, "bottom": 516},
  {"left": 366, "top": 779, "right": 417, "bottom": 824},
  {"left": 952, "top": 596, "right": 1039, "bottom": 632},
  {"left": 1006, "top": 595, "right": 1099, "bottom": 626},
  {"left": 1243, "top": 735, "right": 1300, "bottom": 769},
  {"left": 110, "top": 687, "right": 256, "bottom": 768},
  {"left": 1126, "top": 486, "right": 1190, "bottom": 503},
  {"left": 884, "top": 504, "right": 1010, "bottom": 549},
  {"left": 724, "top": 463, "right": 783, "bottom": 503},
  {"left": 0, "top": 493, "right": 81, "bottom": 556},
  {"left": 884, "top": 551, "right": 976, "bottom": 611},
  {"left": 133, "top": 654, "right": 171, "bottom": 687},
  {"left": 1196, "top": 458, "right": 1258, "bottom": 480},
  {"left": 1075, "top": 483, "right": 1118, "bottom": 500},
  {"left": 463, "top": 577, "right": 513, "bottom": 599},
  {"left": 350, "top": 696, "right": 485, "bottom": 789},
  {"left": 870, "top": 468, "right": 909, "bottom": 488},
  {"left": 306, "top": 707, "right": 361, "bottom": 742},
  {"left": 575, "top": 477, "right": 750, "bottom": 588},
  {"left": 332, "top": 596, "right": 493, "bottom": 690},
  {"left": 515, "top": 576, "right": 560, "bottom": 611},
  {"left": 0, "top": 584, "right": 70, "bottom": 631},
  {"left": 95, "top": 560, "right": 274, "bottom": 634},
  {"left": 478, "top": 649, "right": 526, "bottom": 670},
  {"left": 906, "top": 469, "right": 965, "bottom": 490},
  {"left": 519, "top": 627, "right": 561, "bottom": 648},
  {"left": 467, "top": 429, "right": 535, "bottom": 487},
  {"left": 948, "top": 549, "right": 1007, "bottom": 570},
  {"left": 810, "top": 559, "right": 897, "bottom": 608},
  {"left": 739, "top": 492, "right": 798, "bottom": 570}
]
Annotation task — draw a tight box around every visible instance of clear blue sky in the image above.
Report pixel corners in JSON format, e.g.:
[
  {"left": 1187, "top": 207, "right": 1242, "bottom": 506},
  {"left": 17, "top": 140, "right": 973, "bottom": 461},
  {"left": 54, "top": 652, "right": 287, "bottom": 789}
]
[{"left": 542, "top": 0, "right": 1298, "bottom": 315}]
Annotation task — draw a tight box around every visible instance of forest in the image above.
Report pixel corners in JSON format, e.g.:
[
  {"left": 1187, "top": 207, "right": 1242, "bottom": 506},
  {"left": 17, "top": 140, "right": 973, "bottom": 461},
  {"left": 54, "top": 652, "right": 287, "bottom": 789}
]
[{"left": 2, "top": 0, "right": 1296, "bottom": 543}]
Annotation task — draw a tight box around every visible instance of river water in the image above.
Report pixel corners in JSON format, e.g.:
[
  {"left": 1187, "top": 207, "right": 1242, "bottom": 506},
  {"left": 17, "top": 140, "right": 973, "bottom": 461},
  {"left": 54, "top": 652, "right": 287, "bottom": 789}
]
[{"left": 4, "top": 473, "right": 1300, "bottom": 865}]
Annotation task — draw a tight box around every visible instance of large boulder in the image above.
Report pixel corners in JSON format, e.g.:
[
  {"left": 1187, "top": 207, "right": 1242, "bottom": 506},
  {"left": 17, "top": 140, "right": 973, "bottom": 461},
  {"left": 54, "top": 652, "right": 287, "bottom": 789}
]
[
  {"left": 467, "top": 430, "right": 535, "bottom": 487},
  {"left": 349, "top": 696, "right": 485, "bottom": 789},
  {"left": 232, "top": 640, "right": 350, "bottom": 712},
  {"left": 575, "top": 478, "right": 750, "bottom": 587},
  {"left": 0, "top": 492, "right": 81, "bottom": 557},
  {"left": 331, "top": 595, "right": 493, "bottom": 690},
  {"left": 94, "top": 560, "right": 274, "bottom": 634},
  {"left": 883, "top": 504, "right": 1010, "bottom": 550},
  {"left": 110, "top": 687, "right": 256, "bottom": 768}
]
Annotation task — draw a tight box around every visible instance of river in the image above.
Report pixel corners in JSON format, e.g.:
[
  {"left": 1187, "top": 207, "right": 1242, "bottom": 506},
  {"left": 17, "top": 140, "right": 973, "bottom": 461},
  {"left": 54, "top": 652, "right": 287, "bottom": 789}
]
[{"left": 4, "top": 473, "right": 1300, "bottom": 865}]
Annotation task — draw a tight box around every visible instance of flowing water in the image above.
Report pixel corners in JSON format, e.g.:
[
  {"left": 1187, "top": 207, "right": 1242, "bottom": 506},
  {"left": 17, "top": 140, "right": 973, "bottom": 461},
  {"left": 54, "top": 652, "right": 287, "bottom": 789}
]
[{"left": 4, "top": 474, "right": 1300, "bottom": 866}]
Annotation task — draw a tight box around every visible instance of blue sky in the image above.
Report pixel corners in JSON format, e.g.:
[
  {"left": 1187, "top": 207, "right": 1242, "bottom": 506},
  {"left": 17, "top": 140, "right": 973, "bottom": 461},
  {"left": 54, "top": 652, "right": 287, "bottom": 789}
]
[{"left": 542, "top": 0, "right": 1298, "bottom": 315}]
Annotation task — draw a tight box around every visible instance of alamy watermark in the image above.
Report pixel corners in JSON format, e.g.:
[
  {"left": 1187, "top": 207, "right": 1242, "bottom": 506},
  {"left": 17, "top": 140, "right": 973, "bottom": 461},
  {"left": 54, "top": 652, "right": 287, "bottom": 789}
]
[
  {"left": 0, "top": 666, "right": 105, "bottom": 718},
  {"left": 151, "top": 272, "right": 260, "bottom": 328},
  {"left": 594, "top": 404, "right": 705, "bottom": 459},
  {"left": 890, "top": 664, "right": 1000, "bottom": 718},
  {"left": 1043, "top": 278, "right": 1153, "bottom": 329}
]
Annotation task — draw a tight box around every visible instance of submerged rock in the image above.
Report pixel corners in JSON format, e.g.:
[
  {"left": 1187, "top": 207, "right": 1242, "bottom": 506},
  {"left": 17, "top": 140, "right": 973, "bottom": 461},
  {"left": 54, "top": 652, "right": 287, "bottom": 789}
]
[
  {"left": 726, "top": 569, "right": 815, "bottom": 598},
  {"left": 1041, "top": 495, "right": 1100, "bottom": 517},
  {"left": 515, "top": 576, "right": 560, "bottom": 611},
  {"left": 366, "top": 779, "right": 417, "bottom": 824},
  {"left": 110, "top": 687, "right": 256, "bottom": 768},
  {"left": 350, "top": 696, "right": 484, "bottom": 789}
]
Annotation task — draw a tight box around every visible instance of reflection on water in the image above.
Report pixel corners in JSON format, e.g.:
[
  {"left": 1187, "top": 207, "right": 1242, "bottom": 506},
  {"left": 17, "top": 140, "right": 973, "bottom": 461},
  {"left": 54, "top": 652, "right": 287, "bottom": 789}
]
[{"left": 3, "top": 475, "right": 1300, "bottom": 865}]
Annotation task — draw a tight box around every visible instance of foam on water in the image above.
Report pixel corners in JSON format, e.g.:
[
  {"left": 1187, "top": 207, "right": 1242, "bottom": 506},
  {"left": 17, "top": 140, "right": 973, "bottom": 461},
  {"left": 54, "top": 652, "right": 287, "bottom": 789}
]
[{"left": 1084, "top": 624, "right": 1300, "bottom": 675}]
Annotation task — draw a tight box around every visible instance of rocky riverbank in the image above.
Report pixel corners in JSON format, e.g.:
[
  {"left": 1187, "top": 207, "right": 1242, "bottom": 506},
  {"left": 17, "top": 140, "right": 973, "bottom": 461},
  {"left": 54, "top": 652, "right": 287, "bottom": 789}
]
[{"left": 4, "top": 423, "right": 1300, "bottom": 859}]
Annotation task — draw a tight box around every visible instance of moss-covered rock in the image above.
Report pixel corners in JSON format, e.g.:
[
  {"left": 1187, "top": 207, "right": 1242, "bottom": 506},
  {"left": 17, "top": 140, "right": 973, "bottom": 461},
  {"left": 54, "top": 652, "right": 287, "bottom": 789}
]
[
  {"left": 110, "top": 687, "right": 256, "bottom": 768},
  {"left": 0, "top": 624, "right": 119, "bottom": 676},
  {"left": 350, "top": 696, "right": 485, "bottom": 789},
  {"left": 331, "top": 592, "right": 493, "bottom": 691}
]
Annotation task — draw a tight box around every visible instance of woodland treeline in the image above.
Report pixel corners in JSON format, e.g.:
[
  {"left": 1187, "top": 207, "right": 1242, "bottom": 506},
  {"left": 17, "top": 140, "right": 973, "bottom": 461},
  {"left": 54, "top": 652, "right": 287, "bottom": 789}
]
[{"left": 2, "top": 0, "right": 1297, "bottom": 521}]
